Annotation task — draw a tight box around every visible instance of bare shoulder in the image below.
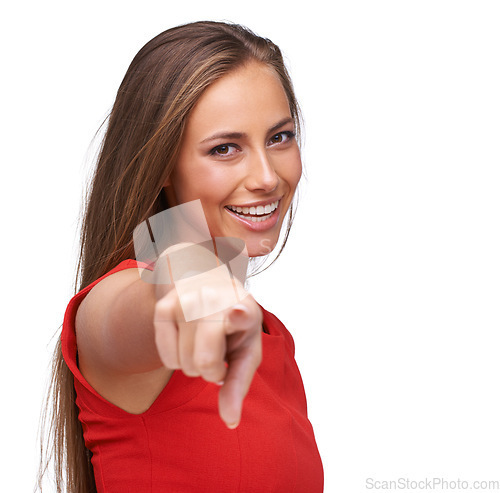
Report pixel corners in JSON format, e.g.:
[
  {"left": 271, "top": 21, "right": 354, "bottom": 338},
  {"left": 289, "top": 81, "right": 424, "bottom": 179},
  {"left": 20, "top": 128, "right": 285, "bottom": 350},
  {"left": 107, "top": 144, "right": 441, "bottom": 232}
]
[
  {"left": 75, "top": 267, "right": 142, "bottom": 363},
  {"left": 76, "top": 267, "right": 142, "bottom": 333},
  {"left": 75, "top": 267, "right": 173, "bottom": 414}
]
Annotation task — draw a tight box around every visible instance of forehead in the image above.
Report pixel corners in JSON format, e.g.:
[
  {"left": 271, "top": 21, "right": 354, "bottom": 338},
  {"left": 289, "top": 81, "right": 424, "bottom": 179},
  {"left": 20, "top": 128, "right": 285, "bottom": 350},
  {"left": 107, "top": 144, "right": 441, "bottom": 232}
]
[{"left": 185, "top": 62, "right": 292, "bottom": 138}]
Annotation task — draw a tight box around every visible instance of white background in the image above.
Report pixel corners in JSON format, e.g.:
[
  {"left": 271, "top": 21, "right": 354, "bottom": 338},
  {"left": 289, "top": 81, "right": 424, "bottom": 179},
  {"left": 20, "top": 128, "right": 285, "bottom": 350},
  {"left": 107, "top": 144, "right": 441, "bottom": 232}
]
[{"left": 2, "top": 1, "right": 499, "bottom": 492}]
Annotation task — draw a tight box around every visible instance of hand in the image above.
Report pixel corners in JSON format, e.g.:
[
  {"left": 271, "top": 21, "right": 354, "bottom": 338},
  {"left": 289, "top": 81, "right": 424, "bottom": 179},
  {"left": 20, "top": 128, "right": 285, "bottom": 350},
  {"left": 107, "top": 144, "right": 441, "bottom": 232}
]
[{"left": 153, "top": 274, "right": 263, "bottom": 429}]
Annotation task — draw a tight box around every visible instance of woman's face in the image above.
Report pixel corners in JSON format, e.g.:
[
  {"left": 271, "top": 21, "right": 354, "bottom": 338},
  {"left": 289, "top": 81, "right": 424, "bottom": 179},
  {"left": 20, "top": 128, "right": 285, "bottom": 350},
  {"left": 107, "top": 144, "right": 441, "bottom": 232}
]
[{"left": 164, "top": 61, "right": 302, "bottom": 257}]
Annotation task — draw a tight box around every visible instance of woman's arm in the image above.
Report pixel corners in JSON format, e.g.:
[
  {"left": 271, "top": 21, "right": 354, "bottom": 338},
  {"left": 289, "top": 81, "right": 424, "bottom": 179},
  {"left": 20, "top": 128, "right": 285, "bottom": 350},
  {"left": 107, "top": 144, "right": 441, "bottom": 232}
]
[
  {"left": 76, "top": 268, "right": 161, "bottom": 374},
  {"left": 75, "top": 264, "right": 262, "bottom": 427},
  {"left": 75, "top": 268, "right": 171, "bottom": 414}
]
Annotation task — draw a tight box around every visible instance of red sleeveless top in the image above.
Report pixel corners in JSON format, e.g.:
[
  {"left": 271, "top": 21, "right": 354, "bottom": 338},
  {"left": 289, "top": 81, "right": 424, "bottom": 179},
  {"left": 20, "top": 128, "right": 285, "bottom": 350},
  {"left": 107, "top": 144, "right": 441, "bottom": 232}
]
[{"left": 61, "top": 260, "right": 323, "bottom": 492}]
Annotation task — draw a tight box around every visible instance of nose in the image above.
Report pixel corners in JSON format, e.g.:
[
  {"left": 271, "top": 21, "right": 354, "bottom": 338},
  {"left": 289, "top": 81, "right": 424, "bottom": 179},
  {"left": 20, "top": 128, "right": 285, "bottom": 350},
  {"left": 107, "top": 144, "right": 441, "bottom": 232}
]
[{"left": 244, "top": 150, "right": 279, "bottom": 193}]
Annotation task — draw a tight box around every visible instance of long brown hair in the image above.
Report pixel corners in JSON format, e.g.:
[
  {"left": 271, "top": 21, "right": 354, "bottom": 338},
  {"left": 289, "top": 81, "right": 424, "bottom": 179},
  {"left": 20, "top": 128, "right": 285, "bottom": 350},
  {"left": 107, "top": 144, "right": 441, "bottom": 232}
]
[{"left": 37, "top": 20, "right": 302, "bottom": 492}]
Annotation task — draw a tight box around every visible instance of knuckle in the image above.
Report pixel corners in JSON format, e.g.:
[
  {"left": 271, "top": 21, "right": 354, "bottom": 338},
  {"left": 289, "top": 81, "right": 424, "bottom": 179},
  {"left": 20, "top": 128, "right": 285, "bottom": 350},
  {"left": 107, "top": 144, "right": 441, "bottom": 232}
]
[
  {"left": 163, "top": 355, "right": 180, "bottom": 370},
  {"left": 194, "top": 352, "right": 219, "bottom": 371},
  {"left": 182, "top": 365, "right": 200, "bottom": 378}
]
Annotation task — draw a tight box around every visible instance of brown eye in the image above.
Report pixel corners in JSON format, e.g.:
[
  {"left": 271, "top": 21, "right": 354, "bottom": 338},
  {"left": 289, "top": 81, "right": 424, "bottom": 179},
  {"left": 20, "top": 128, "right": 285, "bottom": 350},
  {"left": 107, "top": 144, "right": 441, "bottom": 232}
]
[
  {"left": 216, "top": 145, "right": 229, "bottom": 154},
  {"left": 268, "top": 131, "right": 295, "bottom": 146},
  {"left": 210, "top": 144, "right": 235, "bottom": 156}
]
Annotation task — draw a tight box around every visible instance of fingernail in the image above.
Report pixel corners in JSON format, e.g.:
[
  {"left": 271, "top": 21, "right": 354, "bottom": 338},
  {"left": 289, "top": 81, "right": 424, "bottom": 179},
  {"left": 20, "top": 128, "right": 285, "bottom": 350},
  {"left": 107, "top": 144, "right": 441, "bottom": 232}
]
[
  {"left": 232, "top": 304, "right": 249, "bottom": 314},
  {"left": 226, "top": 421, "right": 239, "bottom": 430},
  {"left": 216, "top": 380, "right": 224, "bottom": 386}
]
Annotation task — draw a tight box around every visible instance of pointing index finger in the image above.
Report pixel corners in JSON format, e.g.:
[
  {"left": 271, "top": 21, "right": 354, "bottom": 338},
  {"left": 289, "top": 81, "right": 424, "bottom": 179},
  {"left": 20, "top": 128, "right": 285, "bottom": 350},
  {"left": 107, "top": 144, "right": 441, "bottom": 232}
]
[{"left": 218, "top": 304, "right": 263, "bottom": 428}]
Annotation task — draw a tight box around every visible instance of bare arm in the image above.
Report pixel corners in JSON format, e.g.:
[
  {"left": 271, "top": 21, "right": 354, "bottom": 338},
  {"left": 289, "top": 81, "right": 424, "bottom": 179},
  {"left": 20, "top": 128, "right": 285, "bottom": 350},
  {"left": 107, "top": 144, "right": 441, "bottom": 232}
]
[
  {"left": 75, "top": 264, "right": 262, "bottom": 427},
  {"left": 76, "top": 268, "right": 163, "bottom": 375}
]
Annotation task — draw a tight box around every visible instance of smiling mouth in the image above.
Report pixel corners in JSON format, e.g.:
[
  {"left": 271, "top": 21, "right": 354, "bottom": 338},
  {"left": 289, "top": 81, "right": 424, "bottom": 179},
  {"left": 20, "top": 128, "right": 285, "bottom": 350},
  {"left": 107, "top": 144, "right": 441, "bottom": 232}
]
[{"left": 225, "top": 200, "right": 279, "bottom": 223}]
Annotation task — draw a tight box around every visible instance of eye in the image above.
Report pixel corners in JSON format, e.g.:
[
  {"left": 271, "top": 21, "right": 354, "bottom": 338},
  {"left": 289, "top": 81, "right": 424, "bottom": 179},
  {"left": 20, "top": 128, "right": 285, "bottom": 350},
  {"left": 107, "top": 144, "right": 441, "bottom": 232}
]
[
  {"left": 209, "top": 144, "right": 238, "bottom": 157},
  {"left": 268, "top": 131, "right": 296, "bottom": 146}
]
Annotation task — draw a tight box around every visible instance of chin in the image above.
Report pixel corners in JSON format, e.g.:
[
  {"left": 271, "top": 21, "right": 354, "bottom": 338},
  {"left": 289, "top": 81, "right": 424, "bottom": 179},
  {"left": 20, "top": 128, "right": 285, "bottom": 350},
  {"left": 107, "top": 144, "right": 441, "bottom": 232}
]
[{"left": 244, "top": 238, "right": 278, "bottom": 258}]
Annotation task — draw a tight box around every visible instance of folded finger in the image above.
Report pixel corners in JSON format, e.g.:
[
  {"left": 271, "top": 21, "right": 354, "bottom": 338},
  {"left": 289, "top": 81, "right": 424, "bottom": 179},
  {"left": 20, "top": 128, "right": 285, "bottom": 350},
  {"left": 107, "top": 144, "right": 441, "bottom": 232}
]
[
  {"left": 193, "top": 317, "right": 227, "bottom": 384},
  {"left": 154, "top": 317, "right": 180, "bottom": 370},
  {"left": 178, "top": 320, "right": 200, "bottom": 377}
]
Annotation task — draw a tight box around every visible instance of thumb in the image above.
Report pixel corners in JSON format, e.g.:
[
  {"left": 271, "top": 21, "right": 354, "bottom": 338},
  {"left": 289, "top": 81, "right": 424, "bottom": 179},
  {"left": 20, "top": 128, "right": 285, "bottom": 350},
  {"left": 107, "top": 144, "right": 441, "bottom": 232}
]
[{"left": 225, "top": 304, "right": 254, "bottom": 334}]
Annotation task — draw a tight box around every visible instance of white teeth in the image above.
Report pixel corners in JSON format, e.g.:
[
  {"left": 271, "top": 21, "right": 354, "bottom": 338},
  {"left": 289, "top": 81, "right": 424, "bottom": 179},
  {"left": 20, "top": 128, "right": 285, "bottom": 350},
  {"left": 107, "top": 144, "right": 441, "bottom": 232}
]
[
  {"left": 247, "top": 213, "right": 272, "bottom": 222},
  {"left": 227, "top": 200, "right": 280, "bottom": 221}
]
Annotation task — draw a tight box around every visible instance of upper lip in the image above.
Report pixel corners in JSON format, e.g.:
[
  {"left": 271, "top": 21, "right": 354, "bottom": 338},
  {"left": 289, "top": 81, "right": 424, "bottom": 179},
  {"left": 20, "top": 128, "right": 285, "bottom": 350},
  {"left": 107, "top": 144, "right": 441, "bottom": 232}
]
[{"left": 225, "top": 196, "right": 282, "bottom": 208}]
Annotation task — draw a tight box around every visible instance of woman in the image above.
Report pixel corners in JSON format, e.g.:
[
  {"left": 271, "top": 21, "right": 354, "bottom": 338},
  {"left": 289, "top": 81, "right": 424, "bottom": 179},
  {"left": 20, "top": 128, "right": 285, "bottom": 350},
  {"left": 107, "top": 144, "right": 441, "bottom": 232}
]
[{"left": 39, "top": 20, "right": 323, "bottom": 492}]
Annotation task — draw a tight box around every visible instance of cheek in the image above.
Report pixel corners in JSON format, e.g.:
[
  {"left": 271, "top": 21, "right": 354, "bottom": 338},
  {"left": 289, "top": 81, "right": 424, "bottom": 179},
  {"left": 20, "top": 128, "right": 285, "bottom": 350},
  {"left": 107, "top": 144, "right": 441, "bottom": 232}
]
[
  {"left": 175, "top": 166, "right": 236, "bottom": 209},
  {"left": 173, "top": 165, "right": 216, "bottom": 200},
  {"left": 282, "top": 149, "right": 302, "bottom": 191}
]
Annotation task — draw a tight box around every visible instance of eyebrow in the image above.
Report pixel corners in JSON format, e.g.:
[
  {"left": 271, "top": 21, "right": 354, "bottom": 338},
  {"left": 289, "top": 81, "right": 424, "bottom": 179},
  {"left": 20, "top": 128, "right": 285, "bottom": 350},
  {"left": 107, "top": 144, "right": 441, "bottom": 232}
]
[{"left": 199, "top": 117, "right": 295, "bottom": 144}]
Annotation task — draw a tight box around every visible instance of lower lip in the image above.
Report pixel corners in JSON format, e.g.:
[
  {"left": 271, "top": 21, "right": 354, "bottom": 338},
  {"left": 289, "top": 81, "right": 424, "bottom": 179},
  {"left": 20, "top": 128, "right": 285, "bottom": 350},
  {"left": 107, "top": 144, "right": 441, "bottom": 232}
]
[{"left": 225, "top": 202, "right": 281, "bottom": 232}]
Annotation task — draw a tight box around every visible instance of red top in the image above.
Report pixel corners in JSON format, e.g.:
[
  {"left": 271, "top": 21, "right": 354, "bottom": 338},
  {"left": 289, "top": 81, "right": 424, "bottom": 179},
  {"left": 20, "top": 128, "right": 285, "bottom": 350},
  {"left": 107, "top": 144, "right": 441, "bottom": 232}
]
[{"left": 61, "top": 259, "right": 324, "bottom": 492}]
